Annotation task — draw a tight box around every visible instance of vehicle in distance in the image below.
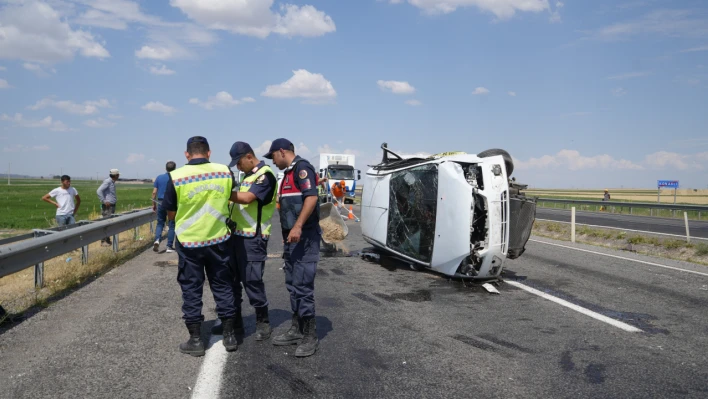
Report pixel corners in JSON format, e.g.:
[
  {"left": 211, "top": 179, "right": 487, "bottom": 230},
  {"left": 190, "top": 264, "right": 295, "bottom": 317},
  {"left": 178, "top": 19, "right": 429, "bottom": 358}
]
[{"left": 360, "top": 143, "right": 536, "bottom": 280}]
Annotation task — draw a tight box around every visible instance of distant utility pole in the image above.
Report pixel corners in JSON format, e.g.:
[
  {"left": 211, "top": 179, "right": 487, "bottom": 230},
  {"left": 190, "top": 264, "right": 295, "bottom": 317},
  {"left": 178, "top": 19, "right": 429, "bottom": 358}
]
[{"left": 7, "top": 162, "right": 10, "bottom": 185}]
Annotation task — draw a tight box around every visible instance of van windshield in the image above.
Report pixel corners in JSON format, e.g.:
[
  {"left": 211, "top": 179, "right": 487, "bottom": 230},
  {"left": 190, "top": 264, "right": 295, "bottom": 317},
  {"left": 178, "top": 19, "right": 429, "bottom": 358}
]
[{"left": 386, "top": 164, "right": 438, "bottom": 263}]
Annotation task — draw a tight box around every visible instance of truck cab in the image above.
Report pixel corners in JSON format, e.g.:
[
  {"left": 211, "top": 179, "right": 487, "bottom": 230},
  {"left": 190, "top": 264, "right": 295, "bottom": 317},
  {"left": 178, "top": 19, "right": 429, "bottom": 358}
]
[{"left": 318, "top": 153, "right": 361, "bottom": 204}]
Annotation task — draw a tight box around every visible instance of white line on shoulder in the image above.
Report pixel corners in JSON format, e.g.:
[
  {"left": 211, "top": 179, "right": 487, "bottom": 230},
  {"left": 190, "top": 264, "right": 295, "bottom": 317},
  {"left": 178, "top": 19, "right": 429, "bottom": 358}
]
[
  {"left": 505, "top": 280, "right": 642, "bottom": 333},
  {"left": 529, "top": 239, "right": 708, "bottom": 278}
]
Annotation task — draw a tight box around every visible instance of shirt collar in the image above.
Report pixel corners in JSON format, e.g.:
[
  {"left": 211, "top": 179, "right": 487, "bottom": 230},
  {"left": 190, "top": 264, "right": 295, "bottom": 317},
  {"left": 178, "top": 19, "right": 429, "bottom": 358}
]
[
  {"left": 247, "top": 161, "right": 266, "bottom": 177},
  {"left": 284, "top": 156, "right": 302, "bottom": 173},
  {"left": 188, "top": 158, "right": 210, "bottom": 165}
]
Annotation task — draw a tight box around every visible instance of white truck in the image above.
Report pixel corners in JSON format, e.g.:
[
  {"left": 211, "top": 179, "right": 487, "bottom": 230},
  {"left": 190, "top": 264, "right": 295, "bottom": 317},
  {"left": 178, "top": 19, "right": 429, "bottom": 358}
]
[{"left": 317, "top": 153, "right": 361, "bottom": 204}]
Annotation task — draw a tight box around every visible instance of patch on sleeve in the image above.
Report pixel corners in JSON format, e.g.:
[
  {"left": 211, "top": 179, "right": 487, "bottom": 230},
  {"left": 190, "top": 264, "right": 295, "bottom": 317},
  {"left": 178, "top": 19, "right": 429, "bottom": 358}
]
[
  {"left": 299, "top": 170, "right": 308, "bottom": 179},
  {"left": 301, "top": 179, "right": 312, "bottom": 190},
  {"left": 256, "top": 175, "right": 266, "bottom": 185}
]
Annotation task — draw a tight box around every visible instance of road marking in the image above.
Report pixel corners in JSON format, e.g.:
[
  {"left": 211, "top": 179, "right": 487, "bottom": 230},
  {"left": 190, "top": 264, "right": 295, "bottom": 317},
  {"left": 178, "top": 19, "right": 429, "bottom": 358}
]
[
  {"left": 191, "top": 335, "right": 228, "bottom": 399},
  {"left": 529, "top": 239, "right": 708, "bottom": 278},
  {"left": 505, "top": 280, "right": 643, "bottom": 333},
  {"left": 535, "top": 218, "right": 708, "bottom": 241}
]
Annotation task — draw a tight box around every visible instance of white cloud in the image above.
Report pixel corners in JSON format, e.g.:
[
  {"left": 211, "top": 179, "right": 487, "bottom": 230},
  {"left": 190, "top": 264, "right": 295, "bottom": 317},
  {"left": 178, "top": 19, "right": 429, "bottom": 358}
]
[
  {"left": 170, "top": 1, "right": 336, "bottom": 39},
  {"left": 607, "top": 71, "right": 651, "bottom": 80},
  {"left": 508, "top": 91, "right": 517, "bottom": 96},
  {"left": 189, "top": 91, "right": 253, "bottom": 110},
  {"left": 0, "top": 66, "right": 6, "bottom": 71},
  {"left": 28, "top": 97, "right": 111, "bottom": 115},
  {"left": 23, "top": 63, "right": 57, "bottom": 76},
  {"left": 392, "top": 0, "right": 551, "bottom": 20},
  {"left": 405, "top": 99, "right": 422, "bottom": 106},
  {"left": 0, "top": 1, "right": 110, "bottom": 63},
  {"left": 594, "top": 9, "right": 708, "bottom": 41},
  {"left": 107, "top": 114, "right": 124, "bottom": 119},
  {"left": 84, "top": 118, "right": 116, "bottom": 128},
  {"left": 611, "top": 87, "right": 627, "bottom": 97},
  {"left": 3, "top": 144, "right": 51, "bottom": 153},
  {"left": 377, "top": 80, "right": 416, "bottom": 94},
  {"left": 680, "top": 45, "right": 708, "bottom": 53},
  {"left": 472, "top": 87, "right": 490, "bottom": 95},
  {"left": 0, "top": 79, "right": 9, "bottom": 89},
  {"left": 142, "top": 101, "right": 177, "bottom": 115},
  {"left": 516, "top": 149, "right": 644, "bottom": 171},
  {"left": 125, "top": 153, "right": 145, "bottom": 164},
  {"left": 261, "top": 69, "right": 337, "bottom": 104},
  {"left": 643, "top": 151, "right": 708, "bottom": 171},
  {"left": 549, "top": 1, "right": 563, "bottom": 23},
  {"left": 135, "top": 46, "right": 174, "bottom": 60},
  {"left": 316, "top": 144, "right": 360, "bottom": 158},
  {"left": 149, "top": 64, "right": 176, "bottom": 75},
  {"left": 0, "top": 113, "right": 71, "bottom": 132}
]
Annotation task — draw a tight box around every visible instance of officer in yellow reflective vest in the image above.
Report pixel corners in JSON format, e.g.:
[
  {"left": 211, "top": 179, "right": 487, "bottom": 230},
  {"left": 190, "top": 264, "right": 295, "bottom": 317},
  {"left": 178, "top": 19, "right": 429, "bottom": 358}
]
[
  {"left": 211, "top": 141, "right": 277, "bottom": 341},
  {"left": 163, "top": 136, "right": 239, "bottom": 356}
]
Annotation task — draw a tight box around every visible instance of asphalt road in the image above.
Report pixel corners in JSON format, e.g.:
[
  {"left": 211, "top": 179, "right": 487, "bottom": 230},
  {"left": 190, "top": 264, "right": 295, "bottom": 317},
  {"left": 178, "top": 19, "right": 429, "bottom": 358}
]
[
  {"left": 1, "top": 205, "right": 708, "bottom": 398},
  {"left": 536, "top": 207, "right": 708, "bottom": 239}
]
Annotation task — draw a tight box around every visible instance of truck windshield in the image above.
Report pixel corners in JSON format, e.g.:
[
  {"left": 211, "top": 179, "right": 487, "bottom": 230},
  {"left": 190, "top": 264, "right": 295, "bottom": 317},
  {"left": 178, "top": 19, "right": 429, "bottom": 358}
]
[{"left": 328, "top": 168, "right": 355, "bottom": 180}]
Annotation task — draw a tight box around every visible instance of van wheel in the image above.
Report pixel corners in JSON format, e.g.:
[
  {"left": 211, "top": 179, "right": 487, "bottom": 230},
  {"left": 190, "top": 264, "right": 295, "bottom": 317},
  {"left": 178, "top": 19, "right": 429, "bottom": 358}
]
[{"left": 477, "top": 149, "right": 514, "bottom": 176}]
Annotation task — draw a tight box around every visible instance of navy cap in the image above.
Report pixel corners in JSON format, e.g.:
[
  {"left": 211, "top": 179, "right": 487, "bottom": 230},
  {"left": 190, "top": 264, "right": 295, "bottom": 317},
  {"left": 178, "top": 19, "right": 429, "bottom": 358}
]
[
  {"left": 228, "top": 141, "right": 253, "bottom": 167},
  {"left": 263, "top": 138, "right": 294, "bottom": 159},
  {"left": 187, "top": 136, "right": 209, "bottom": 148}
]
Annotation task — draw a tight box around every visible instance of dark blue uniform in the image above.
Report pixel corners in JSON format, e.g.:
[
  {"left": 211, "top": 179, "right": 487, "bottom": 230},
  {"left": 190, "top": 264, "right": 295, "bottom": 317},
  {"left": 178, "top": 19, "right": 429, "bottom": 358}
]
[
  {"left": 278, "top": 156, "right": 321, "bottom": 319},
  {"left": 231, "top": 161, "right": 277, "bottom": 310},
  {"left": 163, "top": 158, "right": 238, "bottom": 324}
]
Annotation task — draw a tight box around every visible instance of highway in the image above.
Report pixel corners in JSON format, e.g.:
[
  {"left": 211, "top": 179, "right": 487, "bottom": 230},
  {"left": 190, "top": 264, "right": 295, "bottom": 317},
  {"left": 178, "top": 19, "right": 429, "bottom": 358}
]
[
  {"left": 536, "top": 207, "right": 708, "bottom": 239},
  {"left": 1, "top": 206, "right": 708, "bottom": 398}
]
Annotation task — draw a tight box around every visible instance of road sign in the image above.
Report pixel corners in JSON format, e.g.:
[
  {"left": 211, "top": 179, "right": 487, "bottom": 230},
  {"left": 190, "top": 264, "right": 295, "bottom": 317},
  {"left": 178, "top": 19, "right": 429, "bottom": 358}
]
[{"left": 658, "top": 180, "right": 679, "bottom": 189}]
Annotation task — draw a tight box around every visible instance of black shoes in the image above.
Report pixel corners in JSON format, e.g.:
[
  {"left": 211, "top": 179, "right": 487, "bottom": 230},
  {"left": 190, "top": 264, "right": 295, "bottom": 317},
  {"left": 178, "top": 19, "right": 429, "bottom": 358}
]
[{"left": 179, "top": 323, "right": 205, "bottom": 357}]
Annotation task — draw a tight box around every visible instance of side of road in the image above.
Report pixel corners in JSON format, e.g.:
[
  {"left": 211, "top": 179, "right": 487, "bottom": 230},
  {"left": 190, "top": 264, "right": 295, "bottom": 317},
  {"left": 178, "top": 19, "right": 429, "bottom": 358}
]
[
  {"left": 532, "top": 220, "right": 708, "bottom": 267},
  {"left": 0, "top": 245, "right": 211, "bottom": 399}
]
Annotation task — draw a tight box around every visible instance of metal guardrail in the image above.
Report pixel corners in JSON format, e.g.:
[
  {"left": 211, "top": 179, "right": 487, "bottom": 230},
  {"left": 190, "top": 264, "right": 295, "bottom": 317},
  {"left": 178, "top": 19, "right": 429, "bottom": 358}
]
[
  {"left": 0, "top": 209, "right": 156, "bottom": 288},
  {"left": 536, "top": 198, "right": 707, "bottom": 218}
]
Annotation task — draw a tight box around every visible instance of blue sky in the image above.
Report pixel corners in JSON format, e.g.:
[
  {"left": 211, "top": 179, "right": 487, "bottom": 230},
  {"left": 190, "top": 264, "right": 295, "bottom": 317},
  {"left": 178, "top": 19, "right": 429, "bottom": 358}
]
[{"left": 1, "top": 0, "right": 707, "bottom": 188}]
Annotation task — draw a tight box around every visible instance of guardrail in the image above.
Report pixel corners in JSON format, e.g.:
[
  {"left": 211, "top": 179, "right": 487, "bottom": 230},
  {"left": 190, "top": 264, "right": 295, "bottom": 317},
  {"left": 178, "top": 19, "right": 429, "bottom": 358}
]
[
  {"left": 0, "top": 209, "right": 157, "bottom": 289},
  {"left": 536, "top": 198, "right": 707, "bottom": 219}
]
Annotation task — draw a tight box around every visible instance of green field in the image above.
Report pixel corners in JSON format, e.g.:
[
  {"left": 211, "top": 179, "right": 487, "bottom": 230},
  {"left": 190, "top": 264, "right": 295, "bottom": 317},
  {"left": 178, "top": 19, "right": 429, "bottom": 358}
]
[{"left": 0, "top": 179, "right": 154, "bottom": 230}]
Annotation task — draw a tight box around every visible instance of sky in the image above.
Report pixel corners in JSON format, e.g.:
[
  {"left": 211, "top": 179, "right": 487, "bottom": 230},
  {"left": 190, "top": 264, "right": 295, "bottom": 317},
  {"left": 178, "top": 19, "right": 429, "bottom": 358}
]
[{"left": 1, "top": 0, "right": 707, "bottom": 189}]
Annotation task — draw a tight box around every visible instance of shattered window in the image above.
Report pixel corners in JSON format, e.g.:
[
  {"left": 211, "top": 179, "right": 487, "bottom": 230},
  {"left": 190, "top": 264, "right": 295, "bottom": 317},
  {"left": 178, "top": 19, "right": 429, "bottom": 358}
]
[{"left": 387, "top": 164, "right": 438, "bottom": 263}]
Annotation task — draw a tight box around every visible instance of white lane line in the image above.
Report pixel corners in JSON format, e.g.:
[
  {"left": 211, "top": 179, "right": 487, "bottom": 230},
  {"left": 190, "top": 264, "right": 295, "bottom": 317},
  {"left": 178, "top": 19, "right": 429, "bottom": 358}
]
[
  {"left": 505, "top": 280, "right": 643, "bottom": 333},
  {"left": 529, "top": 239, "right": 708, "bottom": 278},
  {"left": 191, "top": 335, "right": 228, "bottom": 399},
  {"left": 535, "top": 218, "right": 708, "bottom": 241}
]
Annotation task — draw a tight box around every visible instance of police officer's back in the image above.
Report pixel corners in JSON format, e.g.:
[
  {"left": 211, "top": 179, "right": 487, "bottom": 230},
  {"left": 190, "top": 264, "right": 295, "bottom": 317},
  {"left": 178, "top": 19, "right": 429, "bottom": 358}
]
[{"left": 163, "top": 136, "right": 240, "bottom": 356}]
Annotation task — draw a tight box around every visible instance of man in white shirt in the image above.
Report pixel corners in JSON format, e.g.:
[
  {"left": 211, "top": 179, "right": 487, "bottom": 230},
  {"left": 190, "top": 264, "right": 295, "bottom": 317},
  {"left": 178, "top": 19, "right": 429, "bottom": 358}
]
[{"left": 42, "top": 175, "right": 81, "bottom": 226}]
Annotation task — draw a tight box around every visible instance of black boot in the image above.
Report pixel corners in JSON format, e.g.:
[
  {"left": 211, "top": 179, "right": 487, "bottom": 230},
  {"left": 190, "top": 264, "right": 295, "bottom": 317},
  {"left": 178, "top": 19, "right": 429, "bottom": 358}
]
[
  {"left": 295, "top": 317, "right": 319, "bottom": 357},
  {"left": 212, "top": 309, "right": 244, "bottom": 335},
  {"left": 272, "top": 313, "right": 303, "bottom": 346},
  {"left": 221, "top": 318, "right": 238, "bottom": 352},
  {"left": 179, "top": 323, "right": 205, "bottom": 357},
  {"left": 255, "top": 306, "right": 272, "bottom": 341}
]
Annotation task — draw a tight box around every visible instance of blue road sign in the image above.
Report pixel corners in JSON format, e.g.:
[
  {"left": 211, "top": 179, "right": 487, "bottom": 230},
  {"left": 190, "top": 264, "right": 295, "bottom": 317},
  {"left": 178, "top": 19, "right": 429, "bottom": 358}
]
[{"left": 658, "top": 180, "right": 679, "bottom": 189}]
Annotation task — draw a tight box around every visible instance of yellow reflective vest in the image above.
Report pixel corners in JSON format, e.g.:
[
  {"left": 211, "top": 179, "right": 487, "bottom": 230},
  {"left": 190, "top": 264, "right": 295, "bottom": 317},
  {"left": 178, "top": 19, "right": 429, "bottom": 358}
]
[
  {"left": 230, "top": 164, "right": 276, "bottom": 239},
  {"left": 170, "top": 162, "right": 233, "bottom": 248}
]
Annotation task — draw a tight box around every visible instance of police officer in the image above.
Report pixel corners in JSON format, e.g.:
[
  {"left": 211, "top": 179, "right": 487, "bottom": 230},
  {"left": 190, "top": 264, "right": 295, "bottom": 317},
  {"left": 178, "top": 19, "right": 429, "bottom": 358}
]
[
  {"left": 163, "top": 136, "right": 239, "bottom": 356},
  {"left": 219, "top": 141, "right": 277, "bottom": 341},
  {"left": 264, "top": 138, "right": 321, "bottom": 357}
]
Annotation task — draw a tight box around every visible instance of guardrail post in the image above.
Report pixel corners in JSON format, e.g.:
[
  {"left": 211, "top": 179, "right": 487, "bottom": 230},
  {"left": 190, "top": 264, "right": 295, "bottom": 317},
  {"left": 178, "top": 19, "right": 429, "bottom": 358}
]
[
  {"left": 134, "top": 226, "right": 139, "bottom": 240},
  {"left": 571, "top": 207, "right": 576, "bottom": 243},
  {"left": 684, "top": 212, "right": 691, "bottom": 243},
  {"left": 112, "top": 234, "right": 119, "bottom": 252},
  {"left": 82, "top": 245, "right": 89, "bottom": 265},
  {"left": 34, "top": 262, "right": 44, "bottom": 289}
]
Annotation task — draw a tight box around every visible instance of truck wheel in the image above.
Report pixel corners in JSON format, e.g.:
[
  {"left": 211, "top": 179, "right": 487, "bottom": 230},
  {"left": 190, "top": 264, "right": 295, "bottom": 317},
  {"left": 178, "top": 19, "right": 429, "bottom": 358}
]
[{"left": 477, "top": 148, "right": 514, "bottom": 176}]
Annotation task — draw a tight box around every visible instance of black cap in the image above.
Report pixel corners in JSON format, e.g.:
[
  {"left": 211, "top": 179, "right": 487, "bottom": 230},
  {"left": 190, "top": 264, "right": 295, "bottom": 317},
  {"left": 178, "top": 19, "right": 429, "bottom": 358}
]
[
  {"left": 187, "top": 136, "right": 209, "bottom": 147},
  {"left": 228, "top": 141, "right": 253, "bottom": 167},
  {"left": 263, "top": 138, "right": 294, "bottom": 159}
]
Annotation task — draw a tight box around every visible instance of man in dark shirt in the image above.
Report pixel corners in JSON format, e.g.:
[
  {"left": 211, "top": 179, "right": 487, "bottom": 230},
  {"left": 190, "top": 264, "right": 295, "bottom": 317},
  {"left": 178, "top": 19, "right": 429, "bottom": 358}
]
[
  {"left": 264, "top": 138, "right": 322, "bottom": 357},
  {"left": 152, "top": 161, "right": 177, "bottom": 253}
]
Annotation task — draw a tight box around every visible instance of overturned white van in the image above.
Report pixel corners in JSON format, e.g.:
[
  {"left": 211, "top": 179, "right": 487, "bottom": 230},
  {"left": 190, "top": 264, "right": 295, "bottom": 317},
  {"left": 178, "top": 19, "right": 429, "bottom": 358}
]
[{"left": 361, "top": 143, "right": 536, "bottom": 280}]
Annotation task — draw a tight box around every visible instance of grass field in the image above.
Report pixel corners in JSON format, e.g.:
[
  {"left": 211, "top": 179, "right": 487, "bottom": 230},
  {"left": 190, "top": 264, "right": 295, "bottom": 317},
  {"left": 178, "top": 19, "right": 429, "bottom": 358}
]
[{"left": 0, "top": 179, "right": 154, "bottom": 230}]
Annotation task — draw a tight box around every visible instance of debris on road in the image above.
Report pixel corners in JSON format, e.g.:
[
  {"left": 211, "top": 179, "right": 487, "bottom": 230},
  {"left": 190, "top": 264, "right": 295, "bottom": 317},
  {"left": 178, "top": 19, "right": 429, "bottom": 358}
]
[{"left": 482, "top": 283, "right": 500, "bottom": 294}]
